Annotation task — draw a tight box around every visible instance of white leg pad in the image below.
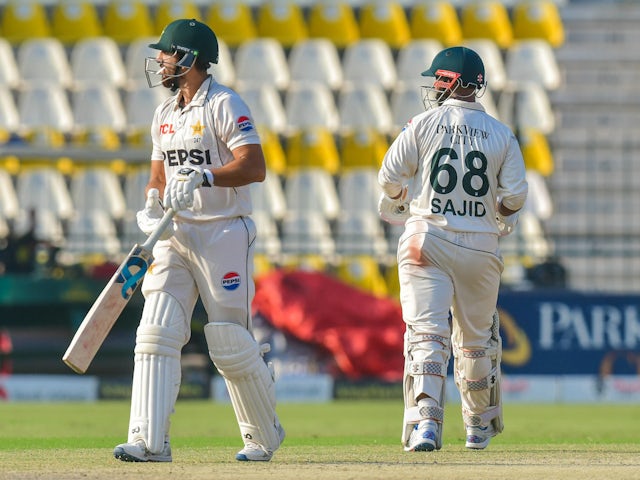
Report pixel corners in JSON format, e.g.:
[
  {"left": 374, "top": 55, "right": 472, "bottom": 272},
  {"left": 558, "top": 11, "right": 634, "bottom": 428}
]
[
  {"left": 454, "top": 311, "right": 504, "bottom": 433},
  {"left": 205, "top": 322, "right": 283, "bottom": 454},
  {"left": 401, "top": 329, "right": 450, "bottom": 449},
  {"left": 128, "top": 291, "right": 187, "bottom": 453}
]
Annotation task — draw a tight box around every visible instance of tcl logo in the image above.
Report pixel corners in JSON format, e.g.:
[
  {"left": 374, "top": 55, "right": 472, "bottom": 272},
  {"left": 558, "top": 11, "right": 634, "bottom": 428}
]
[{"left": 160, "top": 124, "right": 175, "bottom": 134}]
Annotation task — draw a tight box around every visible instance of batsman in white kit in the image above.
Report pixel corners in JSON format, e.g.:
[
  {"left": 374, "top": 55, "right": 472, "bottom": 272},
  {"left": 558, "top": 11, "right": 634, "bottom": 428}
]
[
  {"left": 378, "top": 46, "right": 528, "bottom": 451},
  {"left": 113, "top": 19, "right": 285, "bottom": 462}
]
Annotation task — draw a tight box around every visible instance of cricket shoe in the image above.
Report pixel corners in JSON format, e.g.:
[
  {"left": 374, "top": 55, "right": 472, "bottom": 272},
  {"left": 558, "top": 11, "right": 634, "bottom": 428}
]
[
  {"left": 113, "top": 439, "right": 172, "bottom": 462},
  {"left": 465, "top": 424, "right": 496, "bottom": 450},
  {"left": 404, "top": 420, "right": 439, "bottom": 452},
  {"left": 235, "top": 423, "right": 286, "bottom": 462}
]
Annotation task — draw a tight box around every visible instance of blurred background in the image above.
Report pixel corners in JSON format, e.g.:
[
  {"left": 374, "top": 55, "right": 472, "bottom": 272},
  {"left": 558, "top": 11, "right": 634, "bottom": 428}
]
[{"left": 0, "top": 0, "right": 638, "bottom": 403}]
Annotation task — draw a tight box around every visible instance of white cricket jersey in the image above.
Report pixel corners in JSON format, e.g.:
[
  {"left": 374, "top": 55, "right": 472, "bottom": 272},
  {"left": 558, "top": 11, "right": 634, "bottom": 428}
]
[
  {"left": 378, "top": 99, "right": 528, "bottom": 234},
  {"left": 150, "top": 76, "right": 261, "bottom": 221}
]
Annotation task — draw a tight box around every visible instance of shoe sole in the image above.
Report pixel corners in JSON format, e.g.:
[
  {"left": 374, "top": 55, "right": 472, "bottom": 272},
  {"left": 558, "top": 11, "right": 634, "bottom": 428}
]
[{"left": 113, "top": 448, "right": 172, "bottom": 462}]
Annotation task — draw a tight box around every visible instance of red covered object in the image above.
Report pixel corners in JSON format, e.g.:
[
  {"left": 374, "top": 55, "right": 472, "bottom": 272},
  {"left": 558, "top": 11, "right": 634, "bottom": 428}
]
[{"left": 253, "top": 270, "right": 405, "bottom": 381}]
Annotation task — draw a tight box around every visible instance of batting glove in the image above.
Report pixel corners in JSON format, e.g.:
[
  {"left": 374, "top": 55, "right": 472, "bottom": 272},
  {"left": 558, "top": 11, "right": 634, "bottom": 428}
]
[
  {"left": 496, "top": 210, "right": 520, "bottom": 236},
  {"left": 136, "top": 188, "right": 174, "bottom": 240},
  {"left": 163, "top": 166, "right": 213, "bottom": 212},
  {"left": 378, "top": 192, "right": 410, "bottom": 226}
]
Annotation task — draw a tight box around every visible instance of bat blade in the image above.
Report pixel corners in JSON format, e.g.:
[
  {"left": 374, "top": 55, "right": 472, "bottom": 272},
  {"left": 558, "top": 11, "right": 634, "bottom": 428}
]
[{"left": 62, "top": 244, "right": 153, "bottom": 374}]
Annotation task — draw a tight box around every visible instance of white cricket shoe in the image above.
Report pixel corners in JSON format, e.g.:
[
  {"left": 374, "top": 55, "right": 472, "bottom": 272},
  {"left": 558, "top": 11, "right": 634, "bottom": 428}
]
[
  {"left": 404, "top": 420, "right": 439, "bottom": 452},
  {"left": 113, "top": 439, "right": 172, "bottom": 462},
  {"left": 465, "top": 424, "right": 496, "bottom": 450},
  {"left": 235, "top": 424, "right": 286, "bottom": 462}
]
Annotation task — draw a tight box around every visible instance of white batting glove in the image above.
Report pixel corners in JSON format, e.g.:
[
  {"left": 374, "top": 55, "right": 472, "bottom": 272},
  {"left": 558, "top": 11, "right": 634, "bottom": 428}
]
[
  {"left": 163, "top": 166, "right": 213, "bottom": 212},
  {"left": 496, "top": 210, "right": 520, "bottom": 236},
  {"left": 136, "top": 188, "right": 174, "bottom": 240},
  {"left": 378, "top": 192, "right": 410, "bottom": 226}
]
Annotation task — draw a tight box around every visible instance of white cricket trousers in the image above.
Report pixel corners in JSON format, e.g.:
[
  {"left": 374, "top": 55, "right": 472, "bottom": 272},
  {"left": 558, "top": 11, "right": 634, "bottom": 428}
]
[{"left": 397, "top": 218, "right": 504, "bottom": 350}]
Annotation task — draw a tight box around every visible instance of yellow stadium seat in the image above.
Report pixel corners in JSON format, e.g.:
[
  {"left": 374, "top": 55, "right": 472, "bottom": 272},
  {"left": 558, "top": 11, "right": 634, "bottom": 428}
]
[
  {"left": 281, "top": 253, "right": 330, "bottom": 272},
  {"left": 335, "top": 255, "right": 389, "bottom": 297},
  {"left": 286, "top": 127, "right": 341, "bottom": 174},
  {"left": 308, "top": 0, "right": 360, "bottom": 49},
  {"left": 384, "top": 262, "right": 401, "bottom": 301},
  {"left": 461, "top": 1, "right": 513, "bottom": 49},
  {"left": 256, "top": 0, "right": 308, "bottom": 48},
  {"left": 206, "top": 2, "right": 257, "bottom": 48},
  {"left": 260, "top": 129, "right": 288, "bottom": 176},
  {"left": 51, "top": 1, "right": 102, "bottom": 45},
  {"left": 512, "top": 0, "right": 564, "bottom": 48},
  {"left": 154, "top": 1, "right": 202, "bottom": 35},
  {"left": 520, "top": 128, "right": 554, "bottom": 177},
  {"left": 359, "top": 1, "right": 411, "bottom": 50},
  {"left": 409, "top": 2, "right": 463, "bottom": 47},
  {"left": 1, "top": 0, "right": 50, "bottom": 45},
  {"left": 253, "top": 253, "right": 278, "bottom": 279},
  {"left": 339, "top": 128, "right": 387, "bottom": 171},
  {"left": 103, "top": 0, "right": 154, "bottom": 45}
]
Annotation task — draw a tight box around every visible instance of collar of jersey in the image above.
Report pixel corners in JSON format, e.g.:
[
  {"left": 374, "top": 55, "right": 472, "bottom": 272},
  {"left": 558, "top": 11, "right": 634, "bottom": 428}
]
[
  {"left": 441, "top": 98, "right": 485, "bottom": 112},
  {"left": 174, "top": 75, "right": 214, "bottom": 111}
]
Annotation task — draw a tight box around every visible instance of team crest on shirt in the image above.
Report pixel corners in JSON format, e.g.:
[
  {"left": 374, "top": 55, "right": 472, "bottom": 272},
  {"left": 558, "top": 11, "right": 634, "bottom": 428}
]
[
  {"left": 191, "top": 120, "right": 205, "bottom": 136},
  {"left": 221, "top": 272, "right": 241, "bottom": 291},
  {"left": 237, "top": 116, "right": 254, "bottom": 132}
]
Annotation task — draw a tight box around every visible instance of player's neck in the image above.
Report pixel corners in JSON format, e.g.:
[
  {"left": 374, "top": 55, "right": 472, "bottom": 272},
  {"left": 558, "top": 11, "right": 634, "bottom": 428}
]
[{"left": 178, "top": 72, "right": 208, "bottom": 106}]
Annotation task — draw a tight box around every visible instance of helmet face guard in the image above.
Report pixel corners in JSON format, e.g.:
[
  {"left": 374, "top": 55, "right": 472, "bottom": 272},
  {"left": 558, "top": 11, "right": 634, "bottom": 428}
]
[{"left": 145, "top": 50, "right": 197, "bottom": 90}]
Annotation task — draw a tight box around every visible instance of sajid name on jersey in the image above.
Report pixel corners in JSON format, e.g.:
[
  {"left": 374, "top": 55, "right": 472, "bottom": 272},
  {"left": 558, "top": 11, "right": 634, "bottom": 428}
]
[{"left": 431, "top": 198, "right": 486, "bottom": 217}]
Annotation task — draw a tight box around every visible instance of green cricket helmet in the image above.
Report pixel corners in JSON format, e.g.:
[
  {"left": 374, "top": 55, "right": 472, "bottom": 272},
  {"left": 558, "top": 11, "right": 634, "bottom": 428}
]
[
  {"left": 422, "top": 46, "right": 485, "bottom": 89},
  {"left": 150, "top": 18, "right": 219, "bottom": 65},
  {"left": 145, "top": 19, "right": 218, "bottom": 89}
]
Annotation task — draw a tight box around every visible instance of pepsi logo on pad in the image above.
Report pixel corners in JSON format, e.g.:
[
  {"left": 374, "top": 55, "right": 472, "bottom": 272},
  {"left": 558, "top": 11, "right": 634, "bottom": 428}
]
[
  {"left": 236, "top": 116, "right": 254, "bottom": 132},
  {"left": 222, "top": 272, "right": 241, "bottom": 291}
]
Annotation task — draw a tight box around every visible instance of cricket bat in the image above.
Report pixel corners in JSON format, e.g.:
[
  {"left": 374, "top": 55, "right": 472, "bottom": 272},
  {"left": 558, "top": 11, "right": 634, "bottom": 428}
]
[{"left": 62, "top": 209, "right": 176, "bottom": 374}]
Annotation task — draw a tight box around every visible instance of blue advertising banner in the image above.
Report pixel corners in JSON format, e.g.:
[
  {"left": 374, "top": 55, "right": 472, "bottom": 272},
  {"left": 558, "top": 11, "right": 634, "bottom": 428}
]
[{"left": 498, "top": 290, "right": 640, "bottom": 376}]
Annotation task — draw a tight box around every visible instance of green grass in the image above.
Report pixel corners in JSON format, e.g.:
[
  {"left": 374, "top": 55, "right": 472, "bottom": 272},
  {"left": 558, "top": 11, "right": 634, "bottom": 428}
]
[{"left": 0, "top": 401, "right": 639, "bottom": 480}]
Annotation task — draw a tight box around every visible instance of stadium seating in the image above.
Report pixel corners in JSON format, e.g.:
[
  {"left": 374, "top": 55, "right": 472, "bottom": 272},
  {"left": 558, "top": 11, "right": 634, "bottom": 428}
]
[
  {"left": 1, "top": 0, "right": 50, "bottom": 44},
  {"left": 17, "top": 84, "right": 74, "bottom": 135},
  {"left": 70, "top": 36, "right": 127, "bottom": 88},
  {"left": 338, "top": 83, "right": 393, "bottom": 135},
  {"left": 0, "top": 89, "right": 20, "bottom": 134},
  {"left": 0, "top": 0, "right": 566, "bottom": 291},
  {"left": 409, "top": 2, "right": 463, "bottom": 47},
  {"left": 505, "top": 39, "right": 562, "bottom": 91},
  {"left": 236, "top": 83, "right": 288, "bottom": 135},
  {"left": 358, "top": 0, "right": 411, "bottom": 50},
  {"left": 342, "top": 39, "right": 398, "bottom": 91},
  {"left": 0, "top": 38, "right": 20, "bottom": 89},
  {"left": 17, "top": 37, "right": 73, "bottom": 88},
  {"left": 50, "top": 1, "right": 102, "bottom": 45},
  {"left": 102, "top": 0, "right": 154, "bottom": 45},
  {"left": 256, "top": 0, "right": 308, "bottom": 48},
  {"left": 335, "top": 255, "right": 389, "bottom": 297},
  {"left": 288, "top": 38, "right": 344, "bottom": 91},
  {"left": 205, "top": 2, "right": 257, "bottom": 48},
  {"left": 285, "top": 127, "right": 341, "bottom": 174},
  {"left": 153, "top": 1, "right": 202, "bottom": 35},
  {"left": 396, "top": 39, "right": 444, "bottom": 86},
  {"left": 307, "top": 0, "right": 359, "bottom": 49},
  {"left": 284, "top": 82, "right": 340, "bottom": 134},
  {"left": 511, "top": 0, "right": 565, "bottom": 48},
  {"left": 234, "top": 38, "right": 290, "bottom": 91},
  {"left": 461, "top": 1, "right": 513, "bottom": 49}
]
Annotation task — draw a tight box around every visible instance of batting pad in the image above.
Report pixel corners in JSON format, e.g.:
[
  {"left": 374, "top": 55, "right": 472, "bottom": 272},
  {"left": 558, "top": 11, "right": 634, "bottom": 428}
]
[
  {"left": 205, "top": 322, "right": 283, "bottom": 453},
  {"left": 129, "top": 292, "right": 186, "bottom": 453}
]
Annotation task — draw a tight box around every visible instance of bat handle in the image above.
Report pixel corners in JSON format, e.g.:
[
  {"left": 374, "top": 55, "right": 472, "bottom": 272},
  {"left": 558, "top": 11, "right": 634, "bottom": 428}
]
[{"left": 141, "top": 208, "right": 176, "bottom": 250}]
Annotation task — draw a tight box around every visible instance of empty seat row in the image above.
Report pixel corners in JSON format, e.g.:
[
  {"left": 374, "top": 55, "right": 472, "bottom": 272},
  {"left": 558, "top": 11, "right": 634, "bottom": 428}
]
[
  {"left": 0, "top": 76, "right": 555, "bottom": 147},
  {"left": 0, "top": 0, "right": 565, "bottom": 50},
  {"left": 0, "top": 35, "right": 562, "bottom": 93}
]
